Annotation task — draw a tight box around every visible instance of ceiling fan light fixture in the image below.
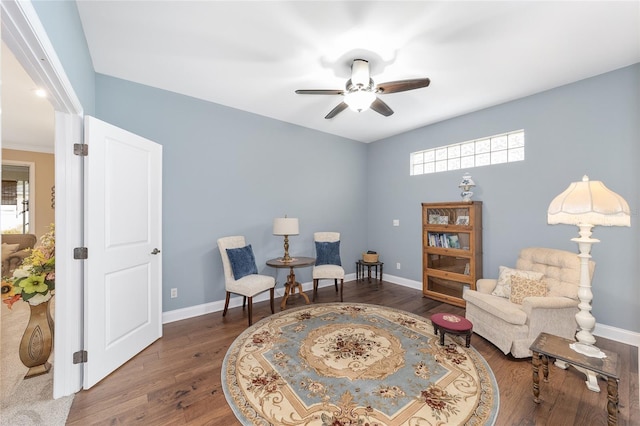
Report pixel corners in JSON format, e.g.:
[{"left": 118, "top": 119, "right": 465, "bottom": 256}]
[
  {"left": 344, "top": 89, "right": 376, "bottom": 112},
  {"left": 295, "top": 58, "right": 430, "bottom": 119},
  {"left": 351, "top": 59, "right": 370, "bottom": 86}
]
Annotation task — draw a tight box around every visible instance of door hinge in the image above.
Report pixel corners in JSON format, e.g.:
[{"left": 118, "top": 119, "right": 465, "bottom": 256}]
[
  {"left": 73, "top": 247, "right": 88, "bottom": 259},
  {"left": 74, "top": 143, "right": 88, "bottom": 156},
  {"left": 73, "top": 350, "right": 88, "bottom": 364}
]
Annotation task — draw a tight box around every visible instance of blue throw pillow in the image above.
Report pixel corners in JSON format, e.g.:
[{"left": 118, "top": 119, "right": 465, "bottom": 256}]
[
  {"left": 315, "top": 241, "right": 341, "bottom": 266},
  {"left": 226, "top": 245, "right": 258, "bottom": 280}
]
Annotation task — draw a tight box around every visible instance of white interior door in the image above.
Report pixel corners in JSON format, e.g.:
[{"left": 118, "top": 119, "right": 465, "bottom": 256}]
[{"left": 83, "top": 116, "right": 163, "bottom": 388}]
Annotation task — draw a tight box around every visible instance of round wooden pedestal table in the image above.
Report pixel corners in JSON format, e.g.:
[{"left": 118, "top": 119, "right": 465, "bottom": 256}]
[{"left": 430, "top": 312, "right": 473, "bottom": 348}]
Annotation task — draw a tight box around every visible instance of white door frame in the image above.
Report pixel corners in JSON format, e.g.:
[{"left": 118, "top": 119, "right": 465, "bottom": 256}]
[{"left": 2, "top": 0, "right": 84, "bottom": 397}]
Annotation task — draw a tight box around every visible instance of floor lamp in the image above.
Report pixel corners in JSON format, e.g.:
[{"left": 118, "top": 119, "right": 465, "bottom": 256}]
[{"left": 548, "top": 176, "right": 630, "bottom": 389}]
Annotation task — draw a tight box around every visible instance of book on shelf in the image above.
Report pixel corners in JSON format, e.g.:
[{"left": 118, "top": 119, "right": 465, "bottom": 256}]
[{"left": 428, "top": 232, "right": 463, "bottom": 249}]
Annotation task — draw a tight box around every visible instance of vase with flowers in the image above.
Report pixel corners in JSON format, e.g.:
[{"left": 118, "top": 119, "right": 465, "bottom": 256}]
[{"left": 1, "top": 224, "right": 55, "bottom": 378}]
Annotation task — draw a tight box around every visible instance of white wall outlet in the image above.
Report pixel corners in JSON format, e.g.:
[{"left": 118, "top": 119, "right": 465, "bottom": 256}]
[
  {"left": 170, "top": 288, "right": 178, "bottom": 298},
  {"left": 393, "top": 219, "right": 400, "bottom": 226},
  {"left": 396, "top": 262, "right": 401, "bottom": 269}
]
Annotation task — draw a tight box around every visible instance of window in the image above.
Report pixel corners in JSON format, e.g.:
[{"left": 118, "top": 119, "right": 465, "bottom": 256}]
[
  {"left": 410, "top": 130, "right": 525, "bottom": 176},
  {"left": 1, "top": 165, "right": 30, "bottom": 234}
]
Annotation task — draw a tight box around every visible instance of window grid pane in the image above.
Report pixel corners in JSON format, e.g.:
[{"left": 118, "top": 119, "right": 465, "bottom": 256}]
[
  {"left": 410, "top": 130, "right": 525, "bottom": 176},
  {"left": 476, "top": 153, "right": 491, "bottom": 166},
  {"left": 447, "top": 158, "right": 460, "bottom": 170},
  {"left": 435, "top": 160, "right": 447, "bottom": 172},
  {"left": 424, "top": 163, "right": 435, "bottom": 174},
  {"left": 491, "top": 150, "right": 508, "bottom": 164},
  {"left": 461, "top": 156, "right": 475, "bottom": 169},
  {"left": 447, "top": 146, "right": 460, "bottom": 158},
  {"left": 476, "top": 139, "right": 490, "bottom": 153},
  {"left": 509, "top": 146, "right": 525, "bottom": 162},
  {"left": 461, "top": 142, "right": 475, "bottom": 156}
]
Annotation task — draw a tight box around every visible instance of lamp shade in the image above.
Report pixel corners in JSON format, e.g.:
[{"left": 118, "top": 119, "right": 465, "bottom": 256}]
[
  {"left": 547, "top": 175, "right": 630, "bottom": 227},
  {"left": 458, "top": 174, "right": 476, "bottom": 189},
  {"left": 273, "top": 217, "right": 299, "bottom": 235}
]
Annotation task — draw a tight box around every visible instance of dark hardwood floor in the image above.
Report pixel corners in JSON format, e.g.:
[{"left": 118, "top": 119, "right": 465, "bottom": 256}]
[{"left": 67, "top": 280, "right": 639, "bottom": 425}]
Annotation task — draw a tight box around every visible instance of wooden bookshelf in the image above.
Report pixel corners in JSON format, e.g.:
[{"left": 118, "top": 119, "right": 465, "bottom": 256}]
[{"left": 422, "top": 201, "right": 483, "bottom": 307}]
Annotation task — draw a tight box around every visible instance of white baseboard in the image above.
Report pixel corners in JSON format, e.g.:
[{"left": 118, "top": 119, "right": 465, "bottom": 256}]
[
  {"left": 162, "top": 273, "right": 356, "bottom": 324},
  {"left": 377, "top": 274, "right": 640, "bottom": 349},
  {"left": 593, "top": 322, "right": 640, "bottom": 348},
  {"left": 163, "top": 273, "right": 639, "bottom": 349}
]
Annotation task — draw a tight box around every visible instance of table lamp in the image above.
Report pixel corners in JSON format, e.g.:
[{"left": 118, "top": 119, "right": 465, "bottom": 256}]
[
  {"left": 458, "top": 174, "right": 476, "bottom": 202},
  {"left": 547, "top": 175, "right": 630, "bottom": 358},
  {"left": 273, "top": 216, "right": 299, "bottom": 262}
]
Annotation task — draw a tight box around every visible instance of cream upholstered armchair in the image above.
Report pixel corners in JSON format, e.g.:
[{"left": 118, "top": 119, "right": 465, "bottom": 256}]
[
  {"left": 463, "top": 247, "right": 594, "bottom": 358},
  {"left": 217, "top": 236, "right": 276, "bottom": 326},
  {"left": 2, "top": 233, "right": 37, "bottom": 276},
  {"left": 312, "top": 232, "right": 345, "bottom": 302}
]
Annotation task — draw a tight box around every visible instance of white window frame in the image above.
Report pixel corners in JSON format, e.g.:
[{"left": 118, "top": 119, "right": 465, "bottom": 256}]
[{"left": 410, "top": 130, "right": 525, "bottom": 176}]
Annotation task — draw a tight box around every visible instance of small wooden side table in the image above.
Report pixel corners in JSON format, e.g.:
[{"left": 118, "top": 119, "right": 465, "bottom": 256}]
[
  {"left": 530, "top": 332, "right": 620, "bottom": 426},
  {"left": 356, "top": 260, "right": 383, "bottom": 283},
  {"left": 266, "top": 257, "right": 315, "bottom": 310}
]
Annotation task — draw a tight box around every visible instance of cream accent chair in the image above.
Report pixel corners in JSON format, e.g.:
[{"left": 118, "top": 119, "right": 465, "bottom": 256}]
[
  {"left": 312, "top": 232, "right": 345, "bottom": 302},
  {"left": 217, "top": 236, "right": 275, "bottom": 326},
  {"left": 2, "top": 233, "right": 37, "bottom": 276},
  {"left": 463, "top": 247, "right": 594, "bottom": 358}
]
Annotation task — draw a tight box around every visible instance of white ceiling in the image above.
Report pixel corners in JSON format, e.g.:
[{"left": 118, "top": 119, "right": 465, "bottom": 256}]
[
  {"left": 76, "top": 1, "right": 639, "bottom": 143},
  {"left": 1, "top": 41, "right": 55, "bottom": 153},
  {"left": 3, "top": 1, "right": 639, "bottom": 150}
]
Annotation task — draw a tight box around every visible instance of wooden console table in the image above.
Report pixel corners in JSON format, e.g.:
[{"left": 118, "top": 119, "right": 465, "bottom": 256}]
[
  {"left": 266, "top": 257, "right": 314, "bottom": 310},
  {"left": 530, "top": 332, "right": 620, "bottom": 425}
]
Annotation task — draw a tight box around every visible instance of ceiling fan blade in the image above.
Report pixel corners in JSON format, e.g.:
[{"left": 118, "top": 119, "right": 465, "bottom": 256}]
[
  {"left": 325, "top": 102, "right": 348, "bottom": 119},
  {"left": 295, "top": 89, "right": 344, "bottom": 95},
  {"left": 376, "top": 78, "right": 431, "bottom": 94},
  {"left": 370, "top": 98, "right": 394, "bottom": 117}
]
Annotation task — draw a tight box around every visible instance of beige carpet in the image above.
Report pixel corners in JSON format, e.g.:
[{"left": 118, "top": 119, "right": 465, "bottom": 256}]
[{"left": 1, "top": 299, "right": 74, "bottom": 425}]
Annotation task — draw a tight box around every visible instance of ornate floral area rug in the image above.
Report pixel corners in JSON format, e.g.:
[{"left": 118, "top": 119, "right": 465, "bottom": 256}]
[{"left": 222, "top": 303, "right": 499, "bottom": 425}]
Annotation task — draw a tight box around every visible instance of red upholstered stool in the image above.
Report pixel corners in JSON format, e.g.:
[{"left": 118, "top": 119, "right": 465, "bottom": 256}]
[{"left": 430, "top": 313, "right": 473, "bottom": 348}]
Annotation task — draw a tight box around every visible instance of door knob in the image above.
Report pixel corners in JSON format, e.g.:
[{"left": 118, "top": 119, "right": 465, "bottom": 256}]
[{"left": 151, "top": 248, "right": 161, "bottom": 255}]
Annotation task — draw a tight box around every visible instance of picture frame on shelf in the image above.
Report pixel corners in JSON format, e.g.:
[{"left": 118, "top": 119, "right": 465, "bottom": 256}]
[
  {"left": 428, "top": 214, "right": 440, "bottom": 224},
  {"left": 437, "top": 215, "right": 449, "bottom": 225},
  {"left": 456, "top": 215, "right": 469, "bottom": 225},
  {"left": 446, "top": 234, "right": 460, "bottom": 249}
]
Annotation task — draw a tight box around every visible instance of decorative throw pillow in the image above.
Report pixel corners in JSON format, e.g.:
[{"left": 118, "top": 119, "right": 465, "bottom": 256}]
[
  {"left": 509, "top": 275, "right": 548, "bottom": 304},
  {"left": 1, "top": 243, "right": 20, "bottom": 261},
  {"left": 491, "top": 266, "right": 544, "bottom": 298},
  {"left": 315, "top": 241, "right": 341, "bottom": 266},
  {"left": 226, "top": 245, "right": 258, "bottom": 280}
]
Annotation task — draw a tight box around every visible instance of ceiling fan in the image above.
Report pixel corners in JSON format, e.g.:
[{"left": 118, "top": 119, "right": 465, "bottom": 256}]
[{"left": 295, "top": 59, "right": 430, "bottom": 119}]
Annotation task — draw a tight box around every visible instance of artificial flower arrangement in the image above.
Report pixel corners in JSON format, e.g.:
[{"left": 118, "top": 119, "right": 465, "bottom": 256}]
[{"left": 2, "top": 225, "right": 55, "bottom": 309}]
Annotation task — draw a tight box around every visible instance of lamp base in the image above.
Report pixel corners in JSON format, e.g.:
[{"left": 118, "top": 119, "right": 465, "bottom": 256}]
[{"left": 570, "top": 342, "right": 606, "bottom": 359}]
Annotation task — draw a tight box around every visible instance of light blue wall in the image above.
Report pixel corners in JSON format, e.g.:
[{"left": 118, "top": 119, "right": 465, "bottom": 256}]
[
  {"left": 94, "top": 74, "right": 368, "bottom": 311},
  {"left": 25, "top": 0, "right": 640, "bottom": 333},
  {"left": 367, "top": 64, "right": 640, "bottom": 332},
  {"left": 31, "top": 0, "right": 95, "bottom": 114}
]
